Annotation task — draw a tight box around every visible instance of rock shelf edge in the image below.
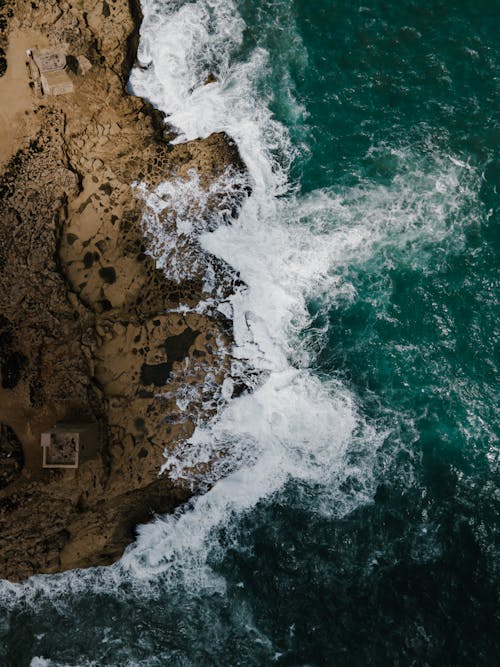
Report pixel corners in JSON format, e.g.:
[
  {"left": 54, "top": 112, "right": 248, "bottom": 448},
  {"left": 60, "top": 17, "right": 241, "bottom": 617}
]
[{"left": 0, "top": 0, "right": 249, "bottom": 582}]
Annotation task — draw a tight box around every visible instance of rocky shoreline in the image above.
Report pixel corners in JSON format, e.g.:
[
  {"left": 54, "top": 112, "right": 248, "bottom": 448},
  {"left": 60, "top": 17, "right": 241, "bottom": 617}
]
[{"left": 0, "top": 0, "right": 248, "bottom": 581}]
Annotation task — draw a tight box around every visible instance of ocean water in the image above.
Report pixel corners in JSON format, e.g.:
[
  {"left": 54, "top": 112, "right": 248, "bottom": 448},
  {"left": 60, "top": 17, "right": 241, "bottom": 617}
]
[{"left": 1, "top": 0, "right": 499, "bottom": 664}]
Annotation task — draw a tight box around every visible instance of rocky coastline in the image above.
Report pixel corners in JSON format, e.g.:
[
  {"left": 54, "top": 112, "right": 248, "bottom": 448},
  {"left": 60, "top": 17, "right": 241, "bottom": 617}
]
[{"left": 0, "top": 0, "right": 248, "bottom": 581}]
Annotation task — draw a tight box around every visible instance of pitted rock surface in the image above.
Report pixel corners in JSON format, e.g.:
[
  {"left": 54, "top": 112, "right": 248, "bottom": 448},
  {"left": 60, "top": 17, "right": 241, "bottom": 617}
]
[{"left": 0, "top": 0, "right": 249, "bottom": 581}]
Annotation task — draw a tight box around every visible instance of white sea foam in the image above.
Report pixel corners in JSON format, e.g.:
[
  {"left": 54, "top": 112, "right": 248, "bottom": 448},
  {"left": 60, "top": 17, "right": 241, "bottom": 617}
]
[
  {"left": 123, "top": 0, "right": 386, "bottom": 586},
  {"left": 135, "top": 167, "right": 247, "bottom": 285},
  {"left": 124, "top": 0, "right": 481, "bottom": 590},
  {"left": 121, "top": 145, "right": 478, "bottom": 589}
]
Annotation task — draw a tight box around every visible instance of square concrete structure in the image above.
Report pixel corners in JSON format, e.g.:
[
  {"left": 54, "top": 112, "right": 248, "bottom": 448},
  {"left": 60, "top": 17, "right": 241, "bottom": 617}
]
[
  {"left": 40, "top": 70, "right": 74, "bottom": 96},
  {"left": 32, "top": 51, "right": 66, "bottom": 72},
  {"left": 30, "top": 49, "right": 74, "bottom": 96},
  {"left": 41, "top": 422, "right": 100, "bottom": 469}
]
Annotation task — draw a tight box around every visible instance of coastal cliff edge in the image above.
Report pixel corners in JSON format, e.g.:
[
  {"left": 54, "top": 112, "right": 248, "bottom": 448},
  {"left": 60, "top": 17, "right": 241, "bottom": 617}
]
[{"left": 0, "top": 0, "right": 249, "bottom": 582}]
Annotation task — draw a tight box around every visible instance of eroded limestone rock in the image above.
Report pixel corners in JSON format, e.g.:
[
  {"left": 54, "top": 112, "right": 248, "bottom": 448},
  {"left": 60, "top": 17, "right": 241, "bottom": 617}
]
[{"left": 0, "top": 0, "right": 249, "bottom": 581}]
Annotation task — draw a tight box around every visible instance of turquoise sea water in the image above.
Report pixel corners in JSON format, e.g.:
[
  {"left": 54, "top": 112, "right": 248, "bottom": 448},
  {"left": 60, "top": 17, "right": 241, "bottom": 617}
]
[{"left": 1, "top": 1, "right": 499, "bottom": 664}]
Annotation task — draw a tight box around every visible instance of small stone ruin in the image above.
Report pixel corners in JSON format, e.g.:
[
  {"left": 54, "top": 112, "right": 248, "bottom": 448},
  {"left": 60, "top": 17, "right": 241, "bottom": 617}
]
[
  {"left": 27, "top": 48, "right": 75, "bottom": 96},
  {"left": 41, "top": 422, "right": 100, "bottom": 469}
]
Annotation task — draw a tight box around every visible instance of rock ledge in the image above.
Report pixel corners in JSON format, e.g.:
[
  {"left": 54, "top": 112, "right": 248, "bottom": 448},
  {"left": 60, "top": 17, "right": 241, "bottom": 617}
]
[{"left": 0, "top": 0, "right": 248, "bottom": 581}]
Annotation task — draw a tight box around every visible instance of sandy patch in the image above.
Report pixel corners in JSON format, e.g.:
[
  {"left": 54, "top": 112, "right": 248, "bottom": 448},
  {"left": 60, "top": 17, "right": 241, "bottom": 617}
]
[{"left": 0, "top": 27, "right": 49, "bottom": 166}]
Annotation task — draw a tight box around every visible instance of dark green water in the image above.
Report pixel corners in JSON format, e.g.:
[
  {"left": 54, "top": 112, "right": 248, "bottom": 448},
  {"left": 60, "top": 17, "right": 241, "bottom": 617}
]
[{"left": 0, "top": 1, "right": 498, "bottom": 665}]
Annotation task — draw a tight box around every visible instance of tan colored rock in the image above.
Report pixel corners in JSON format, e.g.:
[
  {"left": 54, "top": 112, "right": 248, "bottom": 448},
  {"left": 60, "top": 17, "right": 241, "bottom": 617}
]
[{"left": 0, "top": 0, "right": 249, "bottom": 582}]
